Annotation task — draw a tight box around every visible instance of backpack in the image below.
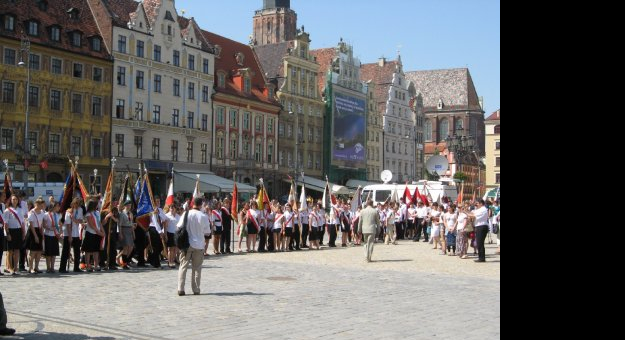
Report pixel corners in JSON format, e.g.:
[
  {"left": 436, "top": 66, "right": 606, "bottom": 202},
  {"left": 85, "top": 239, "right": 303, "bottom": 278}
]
[{"left": 175, "top": 210, "right": 191, "bottom": 251}]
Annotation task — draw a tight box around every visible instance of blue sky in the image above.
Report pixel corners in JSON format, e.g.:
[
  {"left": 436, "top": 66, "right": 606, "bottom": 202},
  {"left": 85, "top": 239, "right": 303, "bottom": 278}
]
[{"left": 177, "top": 0, "right": 501, "bottom": 115}]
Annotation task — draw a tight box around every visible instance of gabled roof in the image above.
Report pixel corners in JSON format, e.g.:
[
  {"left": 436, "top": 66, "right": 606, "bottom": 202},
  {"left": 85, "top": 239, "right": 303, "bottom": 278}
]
[
  {"left": 102, "top": 0, "right": 143, "bottom": 29},
  {"left": 486, "top": 109, "right": 500, "bottom": 121},
  {"left": 405, "top": 68, "right": 483, "bottom": 112},
  {"left": 309, "top": 47, "right": 335, "bottom": 93},
  {"left": 253, "top": 41, "right": 293, "bottom": 89},
  {"left": 202, "top": 30, "right": 281, "bottom": 108},
  {"left": 360, "top": 60, "right": 400, "bottom": 106},
  {"left": 0, "top": 0, "right": 111, "bottom": 60}
]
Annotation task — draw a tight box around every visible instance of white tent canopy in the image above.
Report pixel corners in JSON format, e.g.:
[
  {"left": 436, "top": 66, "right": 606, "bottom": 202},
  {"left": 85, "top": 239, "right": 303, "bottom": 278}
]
[
  {"left": 174, "top": 172, "right": 257, "bottom": 194},
  {"left": 285, "top": 177, "right": 350, "bottom": 195},
  {"left": 345, "top": 179, "right": 379, "bottom": 190}
]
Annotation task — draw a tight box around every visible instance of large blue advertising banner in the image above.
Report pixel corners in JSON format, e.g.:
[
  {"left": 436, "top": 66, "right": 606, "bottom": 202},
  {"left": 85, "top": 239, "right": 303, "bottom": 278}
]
[{"left": 333, "top": 92, "right": 366, "bottom": 165}]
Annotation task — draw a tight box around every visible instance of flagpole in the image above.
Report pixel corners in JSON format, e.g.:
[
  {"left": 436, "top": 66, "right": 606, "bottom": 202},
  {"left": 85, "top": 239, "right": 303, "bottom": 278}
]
[{"left": 106, "top": 157, "right": 116, "bottom": 269}]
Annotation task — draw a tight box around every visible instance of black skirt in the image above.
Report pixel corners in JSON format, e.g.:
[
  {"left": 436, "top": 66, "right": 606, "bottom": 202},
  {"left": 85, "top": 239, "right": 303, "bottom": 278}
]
[
  {"left": 0, "top": 232, "right": 5, "bottom": 251},
  {"left": 43, "top": 235, "right": 60, "bottom": 256},
  {"left": 166, "top": 232, "right": 176, "bottom": 248},
  {"left": 25, "top": 228, "right": 44, "bottom": 251},
  {"left": 7, "top": 228, "right": 23, "bottom": 250},
  {"left": 247, "top": 222, "right": 258, "bottom": 235},
  {"left": 81, "top": 232, "right": 102, "bottom": 253}
]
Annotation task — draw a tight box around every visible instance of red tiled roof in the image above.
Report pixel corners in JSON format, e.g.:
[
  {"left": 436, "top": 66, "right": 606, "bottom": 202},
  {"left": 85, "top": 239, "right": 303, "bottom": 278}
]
[
  {"left": 102, "top": 0, "right": 142, "bottom": 29},
  {"left": 310, "top": 47, "right": 335, "bottom": 94},
  {"left": 202, "top": 30, "right": 281, "bottom": 108},
  {"left": 0, "top": 0, "right": 111, "bottom": 60},
  {"left": 425, "top": 142, "right": 448, "bottom": 155},
  {"left": 360, "top": 60, "right": 399, "bottom": 108},
  {"left": 486, "top": 109, "right": 500, "bottom": 121}
]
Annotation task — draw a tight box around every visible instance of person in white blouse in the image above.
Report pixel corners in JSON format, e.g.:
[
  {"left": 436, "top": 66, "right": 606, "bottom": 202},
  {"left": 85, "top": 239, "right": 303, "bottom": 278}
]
[
  {"left": 444, "top": 205, "right": 458, "bottom": 256},
  {"left": 3, "top": 195, "right": 24, "bottom": 275},
  {"left": 165, "top": 203, "right": 182, "bottom": 268},
  {"left": 44, "top": 202, "right": 62, "bottom": 273},
  {"left": 26, "top": 197, "right": 50, "bottom": 274},
  {"left": 469, "top": 199, "right": 490, "bottom": 263}
]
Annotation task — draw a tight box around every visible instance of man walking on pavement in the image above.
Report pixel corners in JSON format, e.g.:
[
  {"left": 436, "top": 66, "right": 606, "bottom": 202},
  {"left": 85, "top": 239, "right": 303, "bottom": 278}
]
[{"left": 358, "top": 200, "right": 381, "bottom": 263}]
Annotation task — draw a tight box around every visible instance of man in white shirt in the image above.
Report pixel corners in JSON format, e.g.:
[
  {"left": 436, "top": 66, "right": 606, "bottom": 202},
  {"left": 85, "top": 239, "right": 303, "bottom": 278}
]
[
  {"left": 177, "top": 197, "right": 211, "bottom": 296},
  {"left": 470, "top": 199, "right": 490, "bottom": 263},
  {"left": 148, "top": 197, "right": 168, "bottom": 269}
]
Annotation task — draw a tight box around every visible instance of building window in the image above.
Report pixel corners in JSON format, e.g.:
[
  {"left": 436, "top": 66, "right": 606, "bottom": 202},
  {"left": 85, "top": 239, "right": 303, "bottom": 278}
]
[
  {"left": 202, "top": 86, "right": 209, "bottom": 103},
  {"left": 244, "top": 77, "right": 251, "bottom": 93},
  {"left": 115, "top": 99, "right": 125, "bottom": 119},
  {"left": 3, "top": 49, "right": 15, "bottom": 65},
  {"left": 50, "top": 89, "right": 61, "bottom": 110},
  {"left": 188, "top": 82, "right": 195, "bottom": 100},
  {"left": 154, "top": 45, "right": 161, "bottom": 62},
  {"left": 29, "top": 86, "right": 39, "bottom": 107},
  {"left": 188, "top": 55, "right": 195, "bottom": 71},
  {"left": 201, "top": 144, "right": 208, "bottom": 164},
  {"left": 152, "top": 138, "right": 160, "bottom": 160},
  {"left": 316, "top": 154, "right": 321, "bottom": 170},
  {"left": 27, "top": 21, "right": 38, "bottom": 36},
  {"left": 135, "top": 102, "right": 144, "bottom": 121},
  {"left": 171, "top": 140, "right": 179, "bottom": 162},
  {"left": 187, "top": 112, "right": 195, "bottom": 129},
  {"left": 3, "top": 15, "right": 15, "bottom": 31},
  {"left": 267, "top": 118, "right": 274, "bottom": 134},
  {"left": 49, "top": 134, "right": 60, "bottom": 155},
  {"left": 71, "top": 136, "right": 81, "bottom": 156},
  {"left": 73, "top": 63, "right": 83, "bottom": 78},
  {"left": 91, "top": 139, "right": 102, "bottom": 158},
  {"left": 187, "top": 142, "right": 194, "bottom": 163},
  {"left": 308, "top": 153, "right": 313, "bottom": 169},
  {"left": 279, "top": 151, "right": 284, "bottom": 166},
  {"left": 230, "top": 135, "right": 238, "bottom": 159},
  {"left": 173, "top": 50, "right": 180, "bottom": 66},
  {"left": 216, "top": 107, "right": 225, "bottom": 126},
  {"left": 134, "top": 136, "right": 143, "bottom": 159},
  {"left": 172, "top": 109, "right": 179, "bottom": 127},
  {"left": 287, "top": 125, "right": 293, "bottom": 138},
  {"left": 255, "top": 116, "right": 262, "bottom": 133},
  {"left": 308, "top": 127, "right": 313, "bottom": 143},
  {"left": 425, "top": 120, "right": 432, "bottom": 141},
  {"left": 50, "top": 58, "right": 62, "bottom": 74},
  {"left": 218, "top": 73, "right": 226, "bottom": 88},
  {"left": 315, "top": 128, "right": 321, "bottom": 143},
  {"left": 230, "top": 110, "right": 238, "bottom": 128},
  {"left": 71, "top": 32, "right": 81, "bottom": 47},
  {"left": 439, "top": 119, "right": 449, "bottom": 140},
  {"left": 1, "top": 129, "right": 13, "bottom": 151},
  {"left": 255, "top": 143, "right": 262, "bottom": 163},
  {"left": 203, "top": 59, "right": 210, "bottom": 74},
  {"left": 216, "top": 135, "right": 224, "bottom": 159},
  {"left": 202, "top": 114, "right": 208, "bottom": 131},
  {"left": 153, "top": 105, "right": 161, "bottom": 124},
  {"left": 496, "top": 157, "right": 501, "bottom": 167},
  {"left": 278, "top": 123, "right": 284, "bottom": 137},
  {"left": 496, "top": 141, "right": 501, "bottom": 150},
  {"left": 135, "top": 40, "right": 144, "bottom": 58},
  {"left": 118, "top": 35, "right": 127, "bottom": 53},
  {"left": 29, "top": 54, "right": 40, "bottom": 70},
  {"left": 92, "top": 96, "right": 102, "bottom": 116},
  {"left": 117, "top": 66, "right": 126, "bottom": 86},
  {"left": 71, "top": 94, "right": 82, "bottom": 113},
  {"left": 496, "top": 173, "right": 501, "bottom": 184},
  {"left": 495, "top": 125, "right": 501, "bottom": 134},
  {"left": 136, "top": 71, "right": 144, "bottom": 89},
  {"left": 115, "top": 134, "right": 124, "bottom": 157},
  {"left": 93, "top": 67, "right": 103, "bottom": 82},
  {"left": 154, "top": 75, "right": 162, "bottom": 93},
  {"left": 173, "top": 79, "right": 180, "bottom": 96},
  {"left": 267, "top": 144, "right": 274, "bottom": 163},
  {"left": 243, "top": 112, "right": 250, "bottom": 130}
]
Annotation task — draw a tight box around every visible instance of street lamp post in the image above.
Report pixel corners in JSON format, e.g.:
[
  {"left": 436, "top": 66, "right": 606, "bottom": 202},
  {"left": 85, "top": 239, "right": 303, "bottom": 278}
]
[{"left": 18, "top": 36, "right": 31, "bottom": 197}]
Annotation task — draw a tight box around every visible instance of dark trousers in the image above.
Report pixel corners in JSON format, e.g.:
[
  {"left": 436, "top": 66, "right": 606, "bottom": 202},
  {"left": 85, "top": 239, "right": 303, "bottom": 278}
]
[
  {"left": 221, "top": 225, "right": 232, "bottom": 252},
  {"left": 328, "top": 225, "right": 338, "bottom": 247},
  {"left": 147, "top": 227, "right": 162, "bottom": 268},
  {"left": 476, "top": 225, "right": 489, "bottom": 261},
  {"left": 258, "top": 227, "right": 267, "bottom": 252},
  {"left": 395, "top": 222, "right": 405, "bottom": 240},
  {"left": 301, "top": 224, "right": 309, "bottom": 247},
  {"left": 99, "top": 232, "right": 119, "bottom": 268},
  {"left": 290, "top": 225, "right": 301, "bottom": 250},
  {"left": 319, "top": 226, "right": 326, "bottom": 245},
  {"left": 414, "top": 218, "right": 426, "bottom": 241},
  {"left": 0, "top": 234, "right": 4, "bottom": 271},
  {"left": 134, "top": 228, "right": 147, "bottom": 265},
  {"left": 19, "top": 247, "right": 26, "bottom": 270},
  {"left": 60, "top": 237, "right": 81, "bottom": 271}
]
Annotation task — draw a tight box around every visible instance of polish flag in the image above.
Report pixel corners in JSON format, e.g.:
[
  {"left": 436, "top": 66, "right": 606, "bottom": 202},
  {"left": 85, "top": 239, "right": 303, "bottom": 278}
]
[{"left": 165, "top": 178, "right": 175, "bottom": 206}]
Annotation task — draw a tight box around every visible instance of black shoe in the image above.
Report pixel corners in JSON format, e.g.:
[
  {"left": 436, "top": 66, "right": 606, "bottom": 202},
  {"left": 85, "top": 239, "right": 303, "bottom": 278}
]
[
  {"left": 19, "top": 267, "right": 28, "bottom": 273},
  {"left": 178, "top": 291, "right": 186, "bottom": 296},
  {"left": 59, "top": 270, "right": 68, "bottom": 274},
  {"left": 474, "top": 259, "right": 486, "bottom": 263},
  {"left": 0, "top": 328, "right": 16, "bottom": 335}
]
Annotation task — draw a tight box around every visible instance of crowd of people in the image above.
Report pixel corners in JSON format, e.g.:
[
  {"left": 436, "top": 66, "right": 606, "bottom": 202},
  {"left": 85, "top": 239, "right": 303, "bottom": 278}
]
[{"left": 1, "top": 188, "right": 500, "bottom": 277}]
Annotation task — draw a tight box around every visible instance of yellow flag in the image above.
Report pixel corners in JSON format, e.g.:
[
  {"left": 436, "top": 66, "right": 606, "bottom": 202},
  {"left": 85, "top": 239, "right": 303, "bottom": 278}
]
[{"left": 257, "top": 187, "right": 264, "bottom": 210}]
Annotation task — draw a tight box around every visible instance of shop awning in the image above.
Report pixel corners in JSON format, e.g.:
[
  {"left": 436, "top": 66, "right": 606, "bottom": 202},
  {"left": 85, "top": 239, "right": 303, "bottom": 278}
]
[
  {"left": 174, "top": 172, "right": 257, "bottom": 194},
  {"left": 345, "top": 179, "right": 380, "bottom": 190},
  {"left": 284, "top": 176, "right": 350, "bottom": 195},
  {"left": 484, "top": 187, "right": 501, "bottom": 200}
]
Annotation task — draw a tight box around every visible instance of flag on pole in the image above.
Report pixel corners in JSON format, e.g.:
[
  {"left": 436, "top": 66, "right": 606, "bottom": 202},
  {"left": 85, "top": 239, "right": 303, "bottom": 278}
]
[
  {"left": 4, "top": 171, "right": 13, "bottom": 204},
  {"left": 74, "top": 169, "right": 89, "bottom": 201},
  {"left": 257, "top": 186, "right": 265, "bottom": 211},
  {"left": 403, "top": 183, "right": 412, "bottom": 205},
  {"left": 193, "top": 174, "right": 202, "bottom": 199},
  {"left": 299, "top": 184, "right": 308, "bottom": 212},
  {"left": 457, "top": 182, "right": 465, "bottom": 204},
  {"left": 100, "top": 169, "right": 114, "bottom": 214},
  {"left": 165, "top": 175, "right": 175, "bottom": 207},
  {"left": 232, "top": 182, "right": 239, "bottom": 217},
  {"left": 322, "top": 180, "right": 330, "bottom": 210},
  {"left": 351, "top": 186, "right": 362, "bottom": 214},
  {"left": 134, "top": 174, "right": 143, "bottom": 202},
  {"left": 391, "top": 185, "right": 400, "bottom": 203},
  {"left": 59, "top": 171, "right": 76, "bottom": 215},
  {"left": 136, "top": 176, "right": 153, "bottom": 230}
]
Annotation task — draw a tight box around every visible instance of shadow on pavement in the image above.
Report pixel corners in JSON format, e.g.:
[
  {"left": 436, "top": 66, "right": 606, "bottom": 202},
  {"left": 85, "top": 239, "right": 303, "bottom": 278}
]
[
  {"left": 19, "top": 332, "right": 116, "bottom": 340},
  {"left": 204, "top": 292, "right": 273, "bottom": 297},
  {"left": 373, "top": 259, "right": 413, "bottom": 263}
]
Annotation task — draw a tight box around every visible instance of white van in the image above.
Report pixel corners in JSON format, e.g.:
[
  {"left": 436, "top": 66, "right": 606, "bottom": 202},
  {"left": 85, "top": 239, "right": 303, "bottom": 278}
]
[{"left": 362, "top": 180, "right": 458, "bottom": 206}]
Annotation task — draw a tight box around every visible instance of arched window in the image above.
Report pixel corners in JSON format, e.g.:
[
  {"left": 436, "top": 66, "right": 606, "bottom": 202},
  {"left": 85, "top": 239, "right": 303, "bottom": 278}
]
[
  {"left": 439, "top": 119, "right": 449, "bottom": 140},
  {"left": 455, "top": 119, "right": 464, "bottom": 134},
  {"left": 425, "top": 120, "right": 432, "bottom": 141}
]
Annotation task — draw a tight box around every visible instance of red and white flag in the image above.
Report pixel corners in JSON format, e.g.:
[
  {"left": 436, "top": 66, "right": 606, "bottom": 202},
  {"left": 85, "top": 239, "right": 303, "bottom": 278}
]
[{"left": 165, "top": 177, "right": 175, "bottom": 206}]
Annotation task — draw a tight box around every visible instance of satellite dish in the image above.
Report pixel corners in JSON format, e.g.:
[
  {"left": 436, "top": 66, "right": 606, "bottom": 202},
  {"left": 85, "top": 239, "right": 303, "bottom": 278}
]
[
  {"left": 426, "top": 156, "right": 450, "bottom": 176},
  {"left": 381, "top": 170, "right": 393, "bottom": 184}
]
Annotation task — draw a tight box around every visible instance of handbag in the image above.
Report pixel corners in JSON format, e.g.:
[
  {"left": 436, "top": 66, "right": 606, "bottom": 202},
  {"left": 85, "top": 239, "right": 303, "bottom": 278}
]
[{"left": 175, "top": 210, "right": 191, "bottom": 251}]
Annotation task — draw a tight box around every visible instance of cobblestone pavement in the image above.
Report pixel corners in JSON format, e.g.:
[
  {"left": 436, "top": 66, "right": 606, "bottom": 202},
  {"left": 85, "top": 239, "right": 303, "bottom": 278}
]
[{"left": 1, "top": 237, "right": 500, "bottom": 340}]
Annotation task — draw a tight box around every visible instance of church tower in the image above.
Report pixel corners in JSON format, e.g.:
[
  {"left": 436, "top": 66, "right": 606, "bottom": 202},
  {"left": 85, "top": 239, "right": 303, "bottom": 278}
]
[{"left": 253, "top": 0, "right": 297, "bottom": 45}]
